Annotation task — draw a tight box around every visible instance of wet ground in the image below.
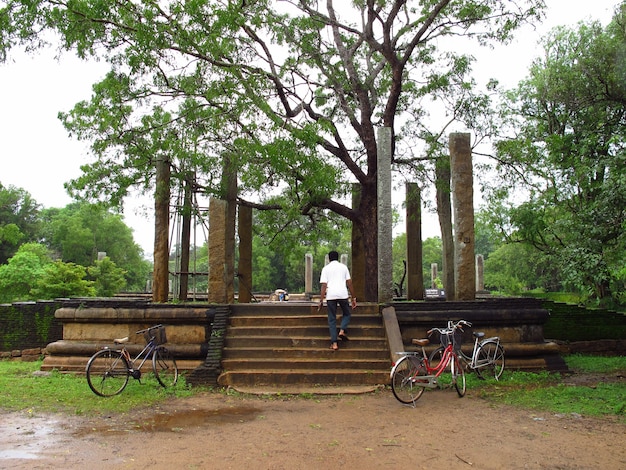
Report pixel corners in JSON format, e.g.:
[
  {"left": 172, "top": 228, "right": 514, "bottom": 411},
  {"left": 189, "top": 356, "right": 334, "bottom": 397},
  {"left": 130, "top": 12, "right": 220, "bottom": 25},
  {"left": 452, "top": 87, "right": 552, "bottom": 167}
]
[{"left": 1, "top": 386, "right": 625, "bottom": 469}]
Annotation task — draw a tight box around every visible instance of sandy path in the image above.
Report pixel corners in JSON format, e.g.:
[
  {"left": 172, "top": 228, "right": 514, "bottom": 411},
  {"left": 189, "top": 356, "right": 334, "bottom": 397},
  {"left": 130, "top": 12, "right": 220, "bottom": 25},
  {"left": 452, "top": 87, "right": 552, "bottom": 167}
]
[{"left": 1, "top": 386, "right": 625, "bottom": 470}]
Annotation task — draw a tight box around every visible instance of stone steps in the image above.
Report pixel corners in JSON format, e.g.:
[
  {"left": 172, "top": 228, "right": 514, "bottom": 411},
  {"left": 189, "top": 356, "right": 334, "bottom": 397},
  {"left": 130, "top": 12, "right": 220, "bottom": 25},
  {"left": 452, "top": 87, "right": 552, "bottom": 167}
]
[
  {"left": 218, "top": 369, "right": 391, "bottom": 387},
  {"left": 217, "top": 305, "right": 391, "bottom": 388}
]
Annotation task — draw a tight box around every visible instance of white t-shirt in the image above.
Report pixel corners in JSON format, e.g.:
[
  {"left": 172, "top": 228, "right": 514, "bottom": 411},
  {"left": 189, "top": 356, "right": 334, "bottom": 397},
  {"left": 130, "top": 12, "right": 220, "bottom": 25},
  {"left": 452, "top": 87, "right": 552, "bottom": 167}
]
[{"left": 320, "top": 260, "right": 351, "bottom": 300}]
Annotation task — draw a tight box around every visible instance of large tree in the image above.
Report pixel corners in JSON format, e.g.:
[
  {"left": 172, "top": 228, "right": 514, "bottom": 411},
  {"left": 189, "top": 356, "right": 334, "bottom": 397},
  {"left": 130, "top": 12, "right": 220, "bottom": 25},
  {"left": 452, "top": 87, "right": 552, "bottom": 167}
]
[
  {"left": 487, "top": 5, "right": 626, "bottom": 302},
  {"left": 41, "top": 203, "right": 150, "bottom": 291},
  {"left": 0, "top": 182, "right": 40, "bottom": 264},
  {"left": 1, "top": 0, "right": 544, "bottom": 300}
]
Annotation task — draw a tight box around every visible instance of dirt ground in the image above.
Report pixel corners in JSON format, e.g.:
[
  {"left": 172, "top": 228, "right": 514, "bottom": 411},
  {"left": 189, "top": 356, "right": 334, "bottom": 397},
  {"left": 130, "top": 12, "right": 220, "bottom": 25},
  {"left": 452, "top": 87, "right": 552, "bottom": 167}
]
[{"left": 1, "top": 380, "right": 625, "bottom": 470}]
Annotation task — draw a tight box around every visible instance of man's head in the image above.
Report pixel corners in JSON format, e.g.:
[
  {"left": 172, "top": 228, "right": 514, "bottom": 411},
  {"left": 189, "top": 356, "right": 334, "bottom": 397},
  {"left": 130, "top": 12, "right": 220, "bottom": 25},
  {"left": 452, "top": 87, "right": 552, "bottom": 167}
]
[{"left": 329, "top": 250, "right": 339, "bottom": 261}]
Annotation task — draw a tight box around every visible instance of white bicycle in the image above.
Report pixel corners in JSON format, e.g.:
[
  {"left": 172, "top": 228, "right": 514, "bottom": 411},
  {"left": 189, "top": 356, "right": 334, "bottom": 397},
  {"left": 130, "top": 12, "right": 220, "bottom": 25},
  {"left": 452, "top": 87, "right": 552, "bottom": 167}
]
[{"left": 428, "top": 320, "right": 505, "bottom": 380}]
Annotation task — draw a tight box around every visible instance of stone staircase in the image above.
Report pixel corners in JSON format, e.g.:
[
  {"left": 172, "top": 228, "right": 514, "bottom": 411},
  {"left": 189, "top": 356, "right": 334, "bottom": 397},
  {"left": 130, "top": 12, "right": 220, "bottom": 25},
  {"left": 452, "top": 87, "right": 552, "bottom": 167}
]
[{"left": 217, "top": 303, "right": 391, "bottom": 388}]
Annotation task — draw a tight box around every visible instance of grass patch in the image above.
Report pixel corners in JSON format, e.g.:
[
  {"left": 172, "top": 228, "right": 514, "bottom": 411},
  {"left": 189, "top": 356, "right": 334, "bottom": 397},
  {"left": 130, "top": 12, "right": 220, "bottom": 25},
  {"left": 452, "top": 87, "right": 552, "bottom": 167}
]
[
  {"left": 564, "top": 354, "right": 626, "bottom": 373},
  {"left": 0, "top": 360, "right": 205, "bottom": 415},
  {"left": 1, "top": 355, "right": 624, "bottom": 420},
  {"left": 474, "top": 355, "right": 625, "bottom": 419}
]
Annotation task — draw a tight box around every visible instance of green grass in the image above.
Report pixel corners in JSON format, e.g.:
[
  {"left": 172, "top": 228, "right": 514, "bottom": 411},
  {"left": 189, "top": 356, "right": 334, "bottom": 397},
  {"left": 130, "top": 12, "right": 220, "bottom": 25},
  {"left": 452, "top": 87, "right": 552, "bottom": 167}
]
[
  {"left": 474, "top": 355, "right": 626, "bottom": 419},
  {"left": 0, "top": 360, "right": 205, "bottom": 415},
  {"left": 1, "top": 355, "right": 624, "bottom": 420},
  {"left": 564, "top": 354, "right": 626, "bottom": 373}
]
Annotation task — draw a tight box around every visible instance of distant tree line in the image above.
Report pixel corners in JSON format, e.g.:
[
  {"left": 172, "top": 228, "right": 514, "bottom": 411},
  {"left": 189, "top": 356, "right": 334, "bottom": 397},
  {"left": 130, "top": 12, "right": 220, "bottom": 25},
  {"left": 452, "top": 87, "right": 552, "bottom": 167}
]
[{"left": 0, "top": 183, "right": 151, "bottom": 302}]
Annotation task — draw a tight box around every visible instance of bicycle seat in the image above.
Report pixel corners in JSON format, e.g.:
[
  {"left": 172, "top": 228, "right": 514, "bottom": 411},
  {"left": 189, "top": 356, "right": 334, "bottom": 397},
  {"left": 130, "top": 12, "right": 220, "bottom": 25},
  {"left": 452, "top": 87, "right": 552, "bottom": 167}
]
[
  {"left": 412, "top": 338, "right": 430, "bottom": 347},
  {"left": 473, "top": 332, "right": 485, "bottom": 339},
  {"left": 114, "top": 336, "right": 130, "bottom": 344}
]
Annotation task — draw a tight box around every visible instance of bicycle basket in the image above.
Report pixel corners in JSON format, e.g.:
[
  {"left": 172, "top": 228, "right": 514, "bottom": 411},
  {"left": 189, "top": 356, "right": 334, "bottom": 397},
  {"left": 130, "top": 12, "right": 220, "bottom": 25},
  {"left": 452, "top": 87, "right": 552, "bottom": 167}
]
[
  {"left": 439, "top": 330, "right": 462, "bottom": 352},
  {"left": 144, "top": 325, "right": 167, "bottom": 345}
]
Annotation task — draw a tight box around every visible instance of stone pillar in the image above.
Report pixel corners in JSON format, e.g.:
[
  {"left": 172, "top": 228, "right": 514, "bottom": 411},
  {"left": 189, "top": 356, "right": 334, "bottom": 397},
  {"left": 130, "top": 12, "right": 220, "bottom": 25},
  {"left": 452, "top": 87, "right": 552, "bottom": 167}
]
[
  {"left": 406, "top": 183, "right": 424, "bottom": 300},
  {"left": 431, "top": 263, "right": 438, "bottom": 289},
  {"left": 153, "top": 155, "right": 170, "bottom": 302},
  {"left": 208, "top": 197, "right": 235, "bottom": 303},
  {"left": 476, "top": 254, "right": 486, "bottom": 293},
  {"left": 237, "top": 206, "right": 253, "bottom": 303},
  {"left": 351, "top": 184, "right": 365, "bottom": 300},
  {"left": 377, "top": 127, "right": 394, "bottom": 303},
  {"left": 340, "top": 254, "right": 348, "bottom": 265},
  {"left": 450, "top": 133, "right": 476, "bottom": 300},
  {"left": 305, "top": 253, "right": 313, "bottom": 295}
]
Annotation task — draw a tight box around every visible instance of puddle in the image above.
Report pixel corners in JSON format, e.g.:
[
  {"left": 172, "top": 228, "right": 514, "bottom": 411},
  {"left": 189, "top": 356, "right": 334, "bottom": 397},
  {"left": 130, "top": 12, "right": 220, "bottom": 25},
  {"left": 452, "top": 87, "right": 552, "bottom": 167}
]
[
  {"left": 141, "top": 406, "right": 262, "bottom": 431},
  {"left": 78, "top": 406, "right": 262, "bottom": 435},
  {"left": 0, "top": 417, "right": 60, "bottom": 461}
]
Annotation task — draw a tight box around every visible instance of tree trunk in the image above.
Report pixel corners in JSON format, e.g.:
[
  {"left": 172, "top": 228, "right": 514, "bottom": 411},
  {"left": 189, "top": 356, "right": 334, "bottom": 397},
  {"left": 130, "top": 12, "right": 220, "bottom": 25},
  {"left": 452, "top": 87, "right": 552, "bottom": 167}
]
[
  {"left": 153, "top": 156, "right": 170, "bottom": 303},
  {"left": 358, "top": 179, "right": 379, "bottom": 302},
  {"left": 436, "top": 155, "right": 455, "bottom": 300}
]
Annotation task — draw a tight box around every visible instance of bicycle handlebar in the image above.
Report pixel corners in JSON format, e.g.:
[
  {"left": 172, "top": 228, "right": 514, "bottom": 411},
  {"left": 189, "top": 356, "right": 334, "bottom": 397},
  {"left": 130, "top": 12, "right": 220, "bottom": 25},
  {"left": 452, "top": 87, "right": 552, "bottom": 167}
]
[
  {"left": 135, "top": 324, "right": 163, "bottom": 335},
  {"left": 427, "top": 319, "right": 472, "bottom": 337}
]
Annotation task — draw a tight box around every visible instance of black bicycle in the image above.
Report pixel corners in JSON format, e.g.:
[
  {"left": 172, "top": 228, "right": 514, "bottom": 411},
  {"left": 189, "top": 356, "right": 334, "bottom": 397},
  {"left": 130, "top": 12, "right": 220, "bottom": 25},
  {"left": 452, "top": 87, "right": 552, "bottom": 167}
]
[{"left": 86, "top": 324, "right": 178, "bottom": 397}]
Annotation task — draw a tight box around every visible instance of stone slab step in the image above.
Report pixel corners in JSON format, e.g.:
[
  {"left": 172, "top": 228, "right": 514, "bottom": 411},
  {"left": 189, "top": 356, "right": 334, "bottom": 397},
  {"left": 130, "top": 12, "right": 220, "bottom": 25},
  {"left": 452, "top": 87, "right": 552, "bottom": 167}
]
[
  {"left": 226, "top": 325, "right": 385, "bottom": 338},
  {"left": 229, "top": 315, "right": 382, "bottom": 327},
  {"left": 217, "top": 369, "right": 391, "bottom": 387},
  {"left": 221, "top": 357, "right": 391, "bottom": 371},
  {"left": 223, "top": 336, "right": 388, "bottom": 349},
  {"left": 222, "top": 346, "right": 389, "bottom": 360}
]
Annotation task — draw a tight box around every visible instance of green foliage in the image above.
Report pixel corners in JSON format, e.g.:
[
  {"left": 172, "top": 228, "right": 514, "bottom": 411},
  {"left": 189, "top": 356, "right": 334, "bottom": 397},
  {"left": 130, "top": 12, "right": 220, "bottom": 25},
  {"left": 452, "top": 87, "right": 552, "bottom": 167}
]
[
  {"left": 41, "top": 203, "right": 151, "bottom": 291},
  {"left": 0, "top": 0, "right": 546, "bottom": 300},
  {"left": 87, "top": 256, "right": 127, "bottom": 297},
  {"left": 0, "top": 183, "right": 40, "bottom": 264},
  {"left": 30, "top": 260, "right": 96, "bottom": 299},
  {"left": 250, "top": 208, "right": 351, "bottom": 293},
  {"left": 0, "top": 243, "right": 50, "bottom": 303},
  {"left": 487, "top": 9, "right": 626, "bottom": 304},
  {"left": 392, "top": 233, "right": 408, "bottom": 296},
  {"left": 421, "top": 237, "right": 443, "bottom": 289}
]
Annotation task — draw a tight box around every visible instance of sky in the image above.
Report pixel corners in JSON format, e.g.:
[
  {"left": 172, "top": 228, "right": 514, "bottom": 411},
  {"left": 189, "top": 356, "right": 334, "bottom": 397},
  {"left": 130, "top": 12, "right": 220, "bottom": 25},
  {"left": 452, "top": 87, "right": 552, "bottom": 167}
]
[{"left": 0, "top": 1, "right": 620, "bottom": 258}]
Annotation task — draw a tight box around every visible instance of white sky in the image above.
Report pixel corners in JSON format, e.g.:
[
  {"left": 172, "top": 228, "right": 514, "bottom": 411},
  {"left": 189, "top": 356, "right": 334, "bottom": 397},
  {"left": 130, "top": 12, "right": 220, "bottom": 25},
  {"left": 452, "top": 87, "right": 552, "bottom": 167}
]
[{"left": 0, "top": 1, "right": 620, "bottom": 257}]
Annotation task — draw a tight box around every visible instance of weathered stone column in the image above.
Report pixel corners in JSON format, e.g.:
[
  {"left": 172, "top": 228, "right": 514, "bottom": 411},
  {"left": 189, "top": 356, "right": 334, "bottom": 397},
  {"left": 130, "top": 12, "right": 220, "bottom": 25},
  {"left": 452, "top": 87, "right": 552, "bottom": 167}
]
[
  {"left": 153, "top": 155, "right": 170, "bottom": 303},
  {"left": 450, "top": 132, "right": 475, "bottom": 300},
  {"left": 406, "top": 183, "right": 424, "bottom": 300},
  {"left": 351, "top": 183, "right": 365, "bottom": 300},
  {"left": 305, "top": 253, "right": 313, "bottom": 295},
  {"left": 208, "top": 198, "right": 235, "bottom": 303},
  {"left": 476, "top": 254, "right": 486, "bottom": 293},
  {"left": 377, "top": 127, "right": 393, "bottom": 303},
  {"left": 237, "top": 206, "right": 253, "bottom": 303},
  {"left": 431, "top": 263, "right": 438, "bottom": 289}
]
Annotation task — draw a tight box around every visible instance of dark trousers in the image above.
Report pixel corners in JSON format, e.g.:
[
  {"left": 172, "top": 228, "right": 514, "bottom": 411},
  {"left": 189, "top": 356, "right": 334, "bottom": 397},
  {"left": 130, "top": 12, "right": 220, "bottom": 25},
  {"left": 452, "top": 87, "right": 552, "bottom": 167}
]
[{"left": 327, "top": 298, "right": 351, "bottom": 343}]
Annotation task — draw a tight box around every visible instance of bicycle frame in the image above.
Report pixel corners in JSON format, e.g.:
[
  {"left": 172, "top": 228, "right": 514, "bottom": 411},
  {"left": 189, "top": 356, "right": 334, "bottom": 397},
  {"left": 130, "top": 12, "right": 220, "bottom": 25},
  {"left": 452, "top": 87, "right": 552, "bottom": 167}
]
[
  {"left": 112, "top": 339, "right": 157, "bottom": 379},
  {"left": 461, "top": 334, "right": 502, "bottom": 371},
  {"left": 391, "top": 340, "right": 459, "bottom": 390}
]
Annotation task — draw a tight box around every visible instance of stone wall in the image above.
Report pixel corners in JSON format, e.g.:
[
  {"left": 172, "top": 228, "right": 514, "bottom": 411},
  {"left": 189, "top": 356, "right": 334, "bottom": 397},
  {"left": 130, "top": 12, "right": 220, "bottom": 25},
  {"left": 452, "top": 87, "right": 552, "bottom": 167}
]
[
  {"left": 0, "top": 300, "right": 63, "bottom": 353},
  {"left": 40, "top": 298, "right": 220, "bottom": 374},
  {"left": 393, "top": 298, "right": 568, "bottom": 372}
]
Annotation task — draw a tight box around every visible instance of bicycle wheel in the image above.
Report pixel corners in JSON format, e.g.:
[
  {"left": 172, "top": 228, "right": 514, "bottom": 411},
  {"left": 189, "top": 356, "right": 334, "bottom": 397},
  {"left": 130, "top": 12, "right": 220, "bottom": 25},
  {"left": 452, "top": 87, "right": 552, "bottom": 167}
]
[
  {"left": 451, "top": 354, "right": 466, "bottom": 397},
  {"left": 86, "top": 349, "right": 130, "bottom": 397},
  {"left": 391, "top": 355, "right": 427, "bottom": 404},
  {"left": 476, "top": 342, "right": 505, "bottom": 380},
  {"left": 153, "top": 346, "right": 178, "bottom": 388},
  {"left": 428, "top": 346, "right": 444, "bottom": 369}
]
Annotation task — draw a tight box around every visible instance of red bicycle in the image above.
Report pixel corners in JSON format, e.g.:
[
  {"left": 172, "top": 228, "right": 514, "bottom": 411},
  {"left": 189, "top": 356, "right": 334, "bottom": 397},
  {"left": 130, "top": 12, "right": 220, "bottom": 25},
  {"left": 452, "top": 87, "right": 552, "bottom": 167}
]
[{"left": 390, "top": 320, "right": 469, "bottom": 405}]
